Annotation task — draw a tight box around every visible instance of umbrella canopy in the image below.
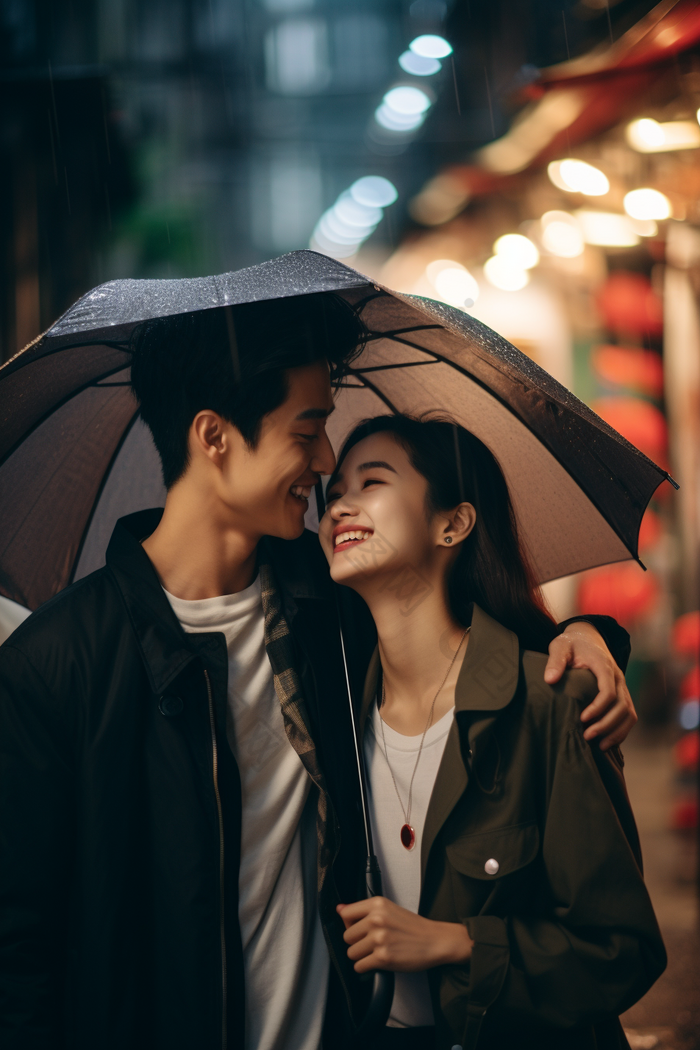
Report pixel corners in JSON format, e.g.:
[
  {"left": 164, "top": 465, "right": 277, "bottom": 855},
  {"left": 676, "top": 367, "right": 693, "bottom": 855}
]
[{"left": 0, "top": 249, "right": 672, "bottom": 611}]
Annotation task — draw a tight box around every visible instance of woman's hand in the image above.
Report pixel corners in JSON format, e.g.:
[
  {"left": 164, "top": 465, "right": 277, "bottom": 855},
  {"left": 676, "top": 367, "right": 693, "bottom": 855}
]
[
  {"left": 544, "top": 621, "right": 636, "bottom": 751},
  {"left": 337, "top": 897, "right": 473, "bottom": 974}
]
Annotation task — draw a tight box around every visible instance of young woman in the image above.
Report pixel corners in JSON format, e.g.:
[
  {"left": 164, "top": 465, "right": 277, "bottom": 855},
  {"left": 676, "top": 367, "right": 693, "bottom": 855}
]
[{"left": 318, "top": 414, "right": 665, "bottom": 1050}]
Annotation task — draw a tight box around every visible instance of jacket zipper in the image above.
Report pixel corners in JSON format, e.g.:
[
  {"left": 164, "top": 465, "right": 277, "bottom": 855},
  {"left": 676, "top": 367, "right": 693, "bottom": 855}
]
[{"left": 205, "top": 669, "right": 227, "bottom": 1050}]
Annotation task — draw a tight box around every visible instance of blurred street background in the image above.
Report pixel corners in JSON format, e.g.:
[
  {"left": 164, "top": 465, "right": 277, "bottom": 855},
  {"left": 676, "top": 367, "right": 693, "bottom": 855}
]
[{"left": 1, "top": 1, "right": 699, "bottom": 1046}]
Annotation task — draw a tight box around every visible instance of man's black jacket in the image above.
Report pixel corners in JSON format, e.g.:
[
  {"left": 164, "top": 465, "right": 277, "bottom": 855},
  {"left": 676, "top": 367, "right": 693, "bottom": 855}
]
[{"left": 0, "top": 510, "right": 630, "bottom": 1049}]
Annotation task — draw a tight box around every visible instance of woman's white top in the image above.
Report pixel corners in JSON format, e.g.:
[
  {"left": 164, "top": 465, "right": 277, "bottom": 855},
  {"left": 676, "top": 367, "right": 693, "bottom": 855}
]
[{"left": 364, "top": 702, "right": 455, "bottom": 1028}]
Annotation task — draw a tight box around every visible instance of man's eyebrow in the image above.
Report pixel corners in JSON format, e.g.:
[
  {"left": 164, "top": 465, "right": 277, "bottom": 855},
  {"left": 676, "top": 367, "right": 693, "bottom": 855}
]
[
  {"left": 358, "top": 460, "right": 397, "bottom": 474},
  {"left": 295, "top": 405, "right": 336, "bottom": 421}
]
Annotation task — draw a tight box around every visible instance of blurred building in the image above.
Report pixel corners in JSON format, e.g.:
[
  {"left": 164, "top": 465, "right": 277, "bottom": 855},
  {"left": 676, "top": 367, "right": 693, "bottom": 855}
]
[{"left": 1, "top": 0, "right": 665, "bottom": 360}]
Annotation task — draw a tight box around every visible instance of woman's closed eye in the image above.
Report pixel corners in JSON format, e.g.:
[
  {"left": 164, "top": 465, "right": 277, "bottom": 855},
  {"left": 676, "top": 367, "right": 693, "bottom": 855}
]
[{"left": 326, "top": 478, "right": 386, "bottom": 503}]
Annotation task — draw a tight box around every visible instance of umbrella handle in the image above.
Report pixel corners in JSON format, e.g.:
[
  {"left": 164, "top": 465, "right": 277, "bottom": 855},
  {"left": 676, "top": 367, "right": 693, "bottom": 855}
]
[{"left": 348, "top": 858, "right": 395, "bottom": 1044}]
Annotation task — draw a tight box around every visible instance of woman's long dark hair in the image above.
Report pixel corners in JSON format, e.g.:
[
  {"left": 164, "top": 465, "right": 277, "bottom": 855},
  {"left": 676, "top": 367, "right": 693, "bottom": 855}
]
[{"left": 333, "top": 414, "right": 557, "bottom": 654}]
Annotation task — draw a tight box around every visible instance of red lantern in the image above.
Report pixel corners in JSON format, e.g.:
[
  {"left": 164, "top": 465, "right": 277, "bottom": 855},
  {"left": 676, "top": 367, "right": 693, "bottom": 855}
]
[
  {"left": 596, "top": 272, "right": 663, "bottom": 339},
  {"left": 672, "top": 611, "right": 700, "bottom": 660},
  {"left": 591, "top": 344, "right": 664, "bottom": 400},
  {"left": 591, "top": 397, "right": 667, "bottom": 462},
  {"left": 577, "top": 563, "right": 659, "bottom": 627},
  {"left": 674, "top": 731, "right": 699, "bottom": 771},
  {"left": 680, "top": 664, "right": 700, "bottom": 701},
  {"left": 637, "top": 508, "right": 662, "bottom": 551}
]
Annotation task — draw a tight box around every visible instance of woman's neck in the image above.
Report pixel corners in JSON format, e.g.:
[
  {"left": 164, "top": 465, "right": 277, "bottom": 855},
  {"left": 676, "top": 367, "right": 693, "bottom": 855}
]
[{"left": 363, "top": 584, "right": 469, "bottom": 736}]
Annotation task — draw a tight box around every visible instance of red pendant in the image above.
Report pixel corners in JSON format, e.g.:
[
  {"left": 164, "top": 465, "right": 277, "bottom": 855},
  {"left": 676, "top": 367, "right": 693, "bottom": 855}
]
[{"left": 400, "top": 823, "right": 416, "bottom": 851}]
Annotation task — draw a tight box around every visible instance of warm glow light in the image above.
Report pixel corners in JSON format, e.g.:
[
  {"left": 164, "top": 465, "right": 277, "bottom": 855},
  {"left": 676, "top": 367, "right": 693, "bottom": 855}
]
[
  {"left": 409, "top": 34, "right": 453, "bottom": 58},
  {"left": 623, "top": 188, "right": 671, "bottom": 221},
  {"left": 630, "top": 218, "right": 658, "bottom": 237},
  {"left": 398, "top": 50, "right": 441, "bottom": 76},
  {"left": 483, "top": 255, "right": 529, "bottom": 291},
  {"left": 547, "top": 159, "right": 609, "bottom": 196},
  {"left": 426, "top": 259, "right": 479, "bottom": 308},
  {"left": 540, "top": 211, "right": 585, "bottom": 257},
  {"left": 574, "top": 210, "right": 640, "bottom": 247},
  {"left": 627, "top": 118, "right": 700, "bottom": 152},
  {"left": 494, "top": 233, "right": 539, "bottom": 269}
]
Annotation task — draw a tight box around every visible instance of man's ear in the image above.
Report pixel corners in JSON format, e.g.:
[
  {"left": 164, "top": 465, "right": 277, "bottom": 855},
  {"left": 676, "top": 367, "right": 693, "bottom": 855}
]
[
  {"left": 439, "top": 502, "right": 476, "bottom": 549},
  {"left": 190, "top": 410, "right": 229, "bottom": 464}
]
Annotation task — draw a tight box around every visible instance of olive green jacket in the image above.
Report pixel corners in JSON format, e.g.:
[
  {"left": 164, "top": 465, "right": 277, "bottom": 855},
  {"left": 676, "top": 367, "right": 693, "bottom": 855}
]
[{"left": 360, "top": 604, "right": 666, "bottom": 1050}]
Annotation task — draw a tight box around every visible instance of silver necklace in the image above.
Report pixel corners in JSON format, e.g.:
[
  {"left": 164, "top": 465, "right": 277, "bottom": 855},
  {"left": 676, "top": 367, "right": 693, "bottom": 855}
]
[{"left": 377, "top": 627, "right": 469, "bottom": 851}]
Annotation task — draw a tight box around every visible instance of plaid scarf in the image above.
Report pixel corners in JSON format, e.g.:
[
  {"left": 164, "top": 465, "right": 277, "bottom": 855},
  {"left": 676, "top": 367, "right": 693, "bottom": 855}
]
[{"left": 259, "top": 561, "right": 334, "bottom": 891}]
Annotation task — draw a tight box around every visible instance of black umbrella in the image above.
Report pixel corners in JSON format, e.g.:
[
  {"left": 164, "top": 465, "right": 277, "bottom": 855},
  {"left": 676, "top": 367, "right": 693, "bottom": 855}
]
[
  {"left": 0, "top": 249, "right": 673, "bottom": 614},
  {"left": 0, "top": 248, "right": 674, "bottom": 1037}
]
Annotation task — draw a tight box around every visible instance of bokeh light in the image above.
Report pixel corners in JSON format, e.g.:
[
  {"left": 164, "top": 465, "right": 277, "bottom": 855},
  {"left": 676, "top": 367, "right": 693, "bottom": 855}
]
[
  {"left": 540, "top": 211, "right": 585, "bottom": 257},
  {"left": 483, "top": 255, "right": 529, "bottom": 291},
  {"left": 426, "top": 259, "right": 479, "bottom": 308},
  {"left": 350, "top": 176, "right": 398, "bottom": 208},
  {"left": 574, "top": 209, "right": 640, "bottom": 247},
  {"left": 398, "top": 51, "right": 441, "bottom": 76},
  {"left": 409, "top": 35, "right": 453, "bottom": 58},
  {"left": 623, "top": 188, "right": 672, "bottom": 221},
  {"left": 627, "top": 117, "right": 700, "bottom": 152},
  {"left": 547, "top": 159, "right": 609, "bottom": 196},
  {"left": 493, "top": 233, "right": 539, "bottom": 269}
]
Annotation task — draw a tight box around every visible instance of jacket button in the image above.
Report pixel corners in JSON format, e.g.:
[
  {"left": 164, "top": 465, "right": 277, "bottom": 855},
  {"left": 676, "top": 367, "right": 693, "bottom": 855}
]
[
  {"left": 159, "top": 694, "right": 183, "bottom": 716},
  {"left": 484, "top": 858, "right": 499, "bottom": 875}
]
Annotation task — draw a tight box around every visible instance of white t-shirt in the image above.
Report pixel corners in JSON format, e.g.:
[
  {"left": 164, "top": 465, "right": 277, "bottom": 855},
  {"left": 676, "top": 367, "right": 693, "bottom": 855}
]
[
  {"left": 364, "top": 702, "right": 454, "bottom": 1028},
  {"left": 164, "top": 576, "right": 329, "bottom": 1050}
]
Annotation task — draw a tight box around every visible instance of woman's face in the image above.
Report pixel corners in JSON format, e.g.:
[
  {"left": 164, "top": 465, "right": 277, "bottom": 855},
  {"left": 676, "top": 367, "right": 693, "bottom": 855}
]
[{"left": 319, "top": 431, "right": 445, "bottom": 592}]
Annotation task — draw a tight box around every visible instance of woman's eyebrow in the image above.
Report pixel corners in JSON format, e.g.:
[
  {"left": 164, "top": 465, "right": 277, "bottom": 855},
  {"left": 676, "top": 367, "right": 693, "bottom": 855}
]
[{"left": 358, "top": 460, "right": 397, "bottom": 474}]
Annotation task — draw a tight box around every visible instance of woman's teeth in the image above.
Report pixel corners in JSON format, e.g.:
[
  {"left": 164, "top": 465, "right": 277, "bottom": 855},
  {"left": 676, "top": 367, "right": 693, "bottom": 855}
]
[
  {"left": 290, "top": 485, "right": 312, "bottom": 501},
  {"left": 334, "top": 530, "right": 373, "bottom": 547}
]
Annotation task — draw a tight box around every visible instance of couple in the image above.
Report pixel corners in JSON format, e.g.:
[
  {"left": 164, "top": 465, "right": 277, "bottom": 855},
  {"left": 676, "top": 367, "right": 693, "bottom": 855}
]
[{"left": 0, "top": 292, "right": 664, "bottom": 1050}]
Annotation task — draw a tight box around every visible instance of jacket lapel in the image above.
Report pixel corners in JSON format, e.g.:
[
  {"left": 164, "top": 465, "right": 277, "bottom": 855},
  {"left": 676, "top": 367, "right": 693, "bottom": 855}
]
[
  {"left": 105, "top": 510, "right": 200, "bottom": 695},
  {"left": 356, "top": 605, "right": 521, "bottom": 887},
  {"left": 420, "top": 606, "right": 520, "bottom": 881}
]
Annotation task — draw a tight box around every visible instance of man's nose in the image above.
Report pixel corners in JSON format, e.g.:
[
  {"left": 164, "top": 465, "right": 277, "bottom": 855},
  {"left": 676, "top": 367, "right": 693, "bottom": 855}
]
[{"left": 312, "top": 427, "right": 336, "bottom": 477}]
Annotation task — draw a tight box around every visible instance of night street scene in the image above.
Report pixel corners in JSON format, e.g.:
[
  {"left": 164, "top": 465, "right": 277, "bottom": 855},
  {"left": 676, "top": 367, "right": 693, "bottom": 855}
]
[{"left": 0, "top": 2, "right": 699, "bottom": 1049}]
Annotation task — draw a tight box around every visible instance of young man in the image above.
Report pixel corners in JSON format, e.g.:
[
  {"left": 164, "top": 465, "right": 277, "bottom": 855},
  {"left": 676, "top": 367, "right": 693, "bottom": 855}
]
[{"left": 0, "top": 293, "right": 635, "bottom": 1050}]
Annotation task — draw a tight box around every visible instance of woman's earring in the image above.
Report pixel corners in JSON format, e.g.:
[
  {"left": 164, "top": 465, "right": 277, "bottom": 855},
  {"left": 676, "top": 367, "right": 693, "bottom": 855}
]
[{"left": 444, "top": 536, "right": 453, "bottom": 544}]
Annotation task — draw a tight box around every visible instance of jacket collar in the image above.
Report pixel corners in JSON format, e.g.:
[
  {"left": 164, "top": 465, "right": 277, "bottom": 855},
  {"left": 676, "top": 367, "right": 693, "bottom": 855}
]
[
  {"left": 105, "top": 510, "right": 199, "bottom": 696},
  {"left": 359, "top": 603, "right": 521, "bottom": 884},
  {"left": 105, "top": 510, "right": 332, "bottom": 697},
  {"left": 359, "top": 603, "right": 520, "bottom": 735}
]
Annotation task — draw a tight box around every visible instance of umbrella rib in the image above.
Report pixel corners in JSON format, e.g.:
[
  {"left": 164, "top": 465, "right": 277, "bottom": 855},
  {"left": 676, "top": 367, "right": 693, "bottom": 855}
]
[
  {"left": 0, "top": 360, "right": 134, "bottom": 471},
  {"left": 345, "top": 372, "right": 402, "bottom": 416},
  {"left": 365, "top": 325, "right": 443, "bottom": 342},
  {"left": 349, "top": 361, "right": 439, "bottom": 374},
  {"left": 68, "top": 408, "right": 142, "bottom": 587},
  {"left": 351, "top": 290, "right": 390, "bottom": 312}
]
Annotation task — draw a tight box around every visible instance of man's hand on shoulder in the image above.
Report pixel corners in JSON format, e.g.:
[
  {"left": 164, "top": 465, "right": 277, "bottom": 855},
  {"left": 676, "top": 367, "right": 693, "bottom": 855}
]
[{"left": 544, "top": 621, "right": 636, "bottom": 751}]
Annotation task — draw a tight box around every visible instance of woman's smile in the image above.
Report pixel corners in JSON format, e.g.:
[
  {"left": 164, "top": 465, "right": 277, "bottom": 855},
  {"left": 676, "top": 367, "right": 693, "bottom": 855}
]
[{"left": 332, "top": 524, "right": 374, "bottom": 553}]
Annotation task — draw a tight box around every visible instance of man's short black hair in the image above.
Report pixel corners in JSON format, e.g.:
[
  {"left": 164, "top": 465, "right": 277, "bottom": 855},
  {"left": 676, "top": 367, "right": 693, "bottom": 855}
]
[{"left": 129, "top": 292, "right": 366, "bottom": 488}]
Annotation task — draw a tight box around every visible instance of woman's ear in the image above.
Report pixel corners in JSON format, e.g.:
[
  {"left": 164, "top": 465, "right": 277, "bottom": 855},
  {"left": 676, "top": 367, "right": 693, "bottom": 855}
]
[{"left": 441, "top": 502, "right": 476, "bottom": 548}]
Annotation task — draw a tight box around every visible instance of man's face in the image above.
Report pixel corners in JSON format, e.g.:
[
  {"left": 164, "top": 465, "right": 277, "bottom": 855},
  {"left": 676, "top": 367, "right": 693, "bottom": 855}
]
[{"left": 216, "top": 360, "right": 336, "bottom": 541}]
